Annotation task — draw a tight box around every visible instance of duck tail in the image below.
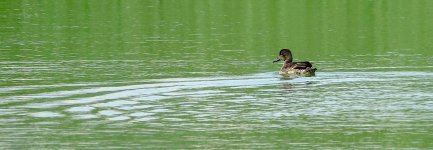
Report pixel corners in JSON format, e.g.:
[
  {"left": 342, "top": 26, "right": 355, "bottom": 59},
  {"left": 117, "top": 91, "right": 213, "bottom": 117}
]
[{"left": 307, "top": 67, "right": 317, "bottom": 73}]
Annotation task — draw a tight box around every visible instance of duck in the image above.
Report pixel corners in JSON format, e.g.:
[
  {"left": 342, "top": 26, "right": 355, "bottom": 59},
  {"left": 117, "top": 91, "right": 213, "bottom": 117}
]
[{"left": 273, "top": 48, "right": 317, "bottom": 76}]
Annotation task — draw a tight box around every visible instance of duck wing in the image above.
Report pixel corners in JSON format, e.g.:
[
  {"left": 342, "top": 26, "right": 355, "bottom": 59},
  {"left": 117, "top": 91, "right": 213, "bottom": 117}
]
[{"left": 292, "top": 61, "right": 313, "bottom": 69}]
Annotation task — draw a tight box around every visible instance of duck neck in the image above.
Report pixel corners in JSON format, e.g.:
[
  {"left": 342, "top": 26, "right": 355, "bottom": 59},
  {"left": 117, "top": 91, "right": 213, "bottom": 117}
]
[
  {"left": 285, "top": 53, "right": 293, "bottom": 63},
  {"left": 281, "top": 60, "right": 294, "bottom": 70}
]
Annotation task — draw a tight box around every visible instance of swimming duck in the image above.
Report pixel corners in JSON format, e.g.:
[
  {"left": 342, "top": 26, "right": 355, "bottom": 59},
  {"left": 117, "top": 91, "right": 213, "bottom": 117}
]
[{"left": 273, "top": 48, "right": 317, "bottom": 76}]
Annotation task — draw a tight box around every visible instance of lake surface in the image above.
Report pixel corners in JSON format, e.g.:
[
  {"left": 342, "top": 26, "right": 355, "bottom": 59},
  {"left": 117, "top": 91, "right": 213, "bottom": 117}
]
[{"left": 1, "top": 0, "right": 433, "bottom": 149}]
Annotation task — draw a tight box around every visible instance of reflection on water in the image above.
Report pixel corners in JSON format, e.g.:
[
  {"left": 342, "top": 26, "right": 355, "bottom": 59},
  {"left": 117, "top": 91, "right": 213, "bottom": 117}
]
[{"left": 1, "top": 71, "right": 433, "bottom": 149}]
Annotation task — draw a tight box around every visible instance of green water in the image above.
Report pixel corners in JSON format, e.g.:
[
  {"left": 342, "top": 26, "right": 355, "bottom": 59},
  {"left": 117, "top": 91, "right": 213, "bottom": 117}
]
[{"left": 1, "top": 0, "right": 433, "bottom": 149}]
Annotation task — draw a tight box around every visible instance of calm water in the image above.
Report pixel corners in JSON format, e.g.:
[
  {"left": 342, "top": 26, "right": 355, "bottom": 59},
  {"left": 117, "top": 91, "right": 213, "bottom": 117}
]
[{"left": 1, "top": 0, "right": 433, "bottom": 149}]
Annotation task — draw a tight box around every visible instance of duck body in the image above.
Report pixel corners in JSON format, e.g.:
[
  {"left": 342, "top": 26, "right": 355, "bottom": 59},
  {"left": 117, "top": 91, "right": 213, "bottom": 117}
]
[
  {"left": 274, "top": 49, "right": 317, "bottom": 77},
  {"left": 279, "top": 61, "right": 317, "bottom": 76}
]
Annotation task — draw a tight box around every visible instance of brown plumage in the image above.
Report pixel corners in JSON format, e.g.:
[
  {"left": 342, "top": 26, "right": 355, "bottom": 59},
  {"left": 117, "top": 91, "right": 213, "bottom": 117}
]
[{"left": 273, "top": 49, "right": 317, "bottom": 76}]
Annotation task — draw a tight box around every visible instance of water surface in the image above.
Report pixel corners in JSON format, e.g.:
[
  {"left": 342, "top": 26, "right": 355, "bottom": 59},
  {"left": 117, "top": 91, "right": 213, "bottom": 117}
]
[{"left": 1, "top": 0, "right": 433, "bottom": 149}]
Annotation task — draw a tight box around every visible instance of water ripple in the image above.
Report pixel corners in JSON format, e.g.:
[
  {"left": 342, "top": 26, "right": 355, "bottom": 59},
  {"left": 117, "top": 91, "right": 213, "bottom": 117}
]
[{"left": 0, "top": 71, "right": 432, "bottom": 147}]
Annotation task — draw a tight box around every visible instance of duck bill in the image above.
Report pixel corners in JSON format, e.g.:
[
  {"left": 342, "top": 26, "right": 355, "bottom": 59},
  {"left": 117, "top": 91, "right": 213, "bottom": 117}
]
[{"left": 273, "top": 58, "right": 281, "bottom": 63}]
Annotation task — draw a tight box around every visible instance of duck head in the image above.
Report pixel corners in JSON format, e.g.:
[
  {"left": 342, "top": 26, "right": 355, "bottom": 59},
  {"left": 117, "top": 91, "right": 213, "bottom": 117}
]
[{"left": 273, "top": 48, "right": 293, "bottom": 63}]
